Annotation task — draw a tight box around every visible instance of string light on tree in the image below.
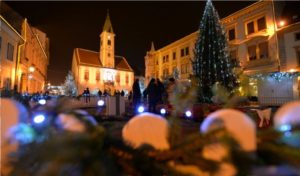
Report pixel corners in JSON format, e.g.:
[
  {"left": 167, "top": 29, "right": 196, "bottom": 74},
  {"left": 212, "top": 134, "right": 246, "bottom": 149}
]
[{"left": 192, "top": 0, "right": 238, "bottom": 103}]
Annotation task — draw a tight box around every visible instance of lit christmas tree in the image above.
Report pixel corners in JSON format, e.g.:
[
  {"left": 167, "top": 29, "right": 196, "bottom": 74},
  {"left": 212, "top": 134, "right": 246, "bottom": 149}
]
[
  {"left": 193, "top": 0, "right": 238, "bottom": 103},
  {"left": 63, "top": 71, "right": 77, "bottom": 96}
]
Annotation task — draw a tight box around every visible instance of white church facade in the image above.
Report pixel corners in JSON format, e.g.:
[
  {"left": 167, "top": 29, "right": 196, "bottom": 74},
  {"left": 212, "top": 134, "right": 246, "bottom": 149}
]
[{"left": 72, "top": 12, "right": 134, "bottom": 95}]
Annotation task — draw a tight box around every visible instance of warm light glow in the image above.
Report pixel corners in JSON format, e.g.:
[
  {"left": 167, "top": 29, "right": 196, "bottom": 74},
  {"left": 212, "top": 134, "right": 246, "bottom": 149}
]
[
  {"left": 28, "top": 74, "right": 33, "bottom": 79},
  {"left": 29, "top": 66, "right": 35, "bottom": 73},
  {"left": 103, "top": 68, "right": 116, "bottom": 81},
  {"left": 278, "top": 20, "right": 286, "bottom": 27},
  {"left": 108, "top": 35, "right": 111, "bottom": 39},
  {"left": 288, "top": 69, "right": 296, "bottom": 73}
]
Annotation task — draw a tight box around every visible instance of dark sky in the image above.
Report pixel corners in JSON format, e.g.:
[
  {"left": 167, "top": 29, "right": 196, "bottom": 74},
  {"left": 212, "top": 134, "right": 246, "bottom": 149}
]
[{"left": 5, "top": 1, "right": 299, "bottom": 85}]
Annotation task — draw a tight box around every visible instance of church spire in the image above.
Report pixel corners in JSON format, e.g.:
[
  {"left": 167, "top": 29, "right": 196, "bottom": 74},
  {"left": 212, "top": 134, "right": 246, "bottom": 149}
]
[
  {"left": 150, "top": 41, "right": 155, "bottom": 52},
  {"left": 103, "top": 10, "right": 114, "bottom": 33}
]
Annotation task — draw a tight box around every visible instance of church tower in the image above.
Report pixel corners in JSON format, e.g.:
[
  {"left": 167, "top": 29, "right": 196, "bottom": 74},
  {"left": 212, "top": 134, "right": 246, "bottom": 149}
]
[{"left": 100, "top": 10, "right": 115, "bottom": 68}]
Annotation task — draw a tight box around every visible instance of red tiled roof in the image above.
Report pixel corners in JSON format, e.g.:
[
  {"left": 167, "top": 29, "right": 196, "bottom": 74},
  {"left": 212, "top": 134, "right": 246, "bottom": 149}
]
[
  {"left": 75, "top": 48, "right": 133, "bottom": 71},
  {"left": 76, "top": 48, "right": 102, "bottom": 66},
  {"left": 115, "top": 56, "right": 133, "bottom": 71}
]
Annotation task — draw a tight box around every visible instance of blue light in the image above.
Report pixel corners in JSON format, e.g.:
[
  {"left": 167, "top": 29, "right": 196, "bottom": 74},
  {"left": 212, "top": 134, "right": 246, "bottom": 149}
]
[
  {"left": 137, "top": 106, "right": 145, "bottom": 113},
  {"left": 97, "top": 100, "right": 105, "bottom": 106},
  {"left": 38, "top": 99, "right": 46, "bottom": 105},
  {"left": 33, "top": 114, "right": 46, "bottom": 124},
  {"left": 160, "top": 108, "right": 166, "bottom": 115},
  {"left": 185, "top": 110, "right": 192, "bottom": 118},
  {"left": 279, "top": 124, "right": 292, "bottom": 132}
]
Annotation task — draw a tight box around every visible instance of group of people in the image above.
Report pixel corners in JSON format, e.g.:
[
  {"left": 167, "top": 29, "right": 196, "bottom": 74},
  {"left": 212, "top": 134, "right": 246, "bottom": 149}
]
[{"left": 132, "top": 78, "right": 176, "bottom": 113}]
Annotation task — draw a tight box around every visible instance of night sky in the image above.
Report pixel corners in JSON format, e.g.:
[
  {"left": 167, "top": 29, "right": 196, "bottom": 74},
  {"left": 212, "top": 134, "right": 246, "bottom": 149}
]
[{"left": 5, "top": 1, "right": 299, "bottom": 85}]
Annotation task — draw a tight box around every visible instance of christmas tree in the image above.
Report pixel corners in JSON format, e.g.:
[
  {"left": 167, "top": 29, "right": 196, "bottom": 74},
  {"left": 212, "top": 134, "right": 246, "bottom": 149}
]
[
  {"left": 63, "top": 71, "right": 77, "bottom": 96},
  {"left": 193, "top": 0, "right": 238, "bottom": 103}
]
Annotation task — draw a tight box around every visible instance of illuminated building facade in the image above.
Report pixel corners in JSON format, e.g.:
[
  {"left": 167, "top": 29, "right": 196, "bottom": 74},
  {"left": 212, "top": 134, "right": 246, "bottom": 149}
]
[
  {"left": 72, "top": 12, "right": 134, "bottom": 95},
  {"left": 0, "top": 15, "right": 24, "bottom": 91},
  {"left": 145, "top": 1, "right": 300, "bottom": 103}
]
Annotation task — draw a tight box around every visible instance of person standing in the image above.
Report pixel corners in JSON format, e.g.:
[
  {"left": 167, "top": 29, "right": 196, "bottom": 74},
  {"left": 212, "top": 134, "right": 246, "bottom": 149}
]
[
  {"left": 143, "top": 78, "right": 158, "bottom": 113},
  {"left": 156, "top": 78, "right": 165, "bottom": 104},
  {"left": 85, "top": 87, "right": 90, "bottom": 103},
  {"left": 97, "top": 89, "right": 102, "bottom": 97},
  {"left": 132, "top": 79, "right": 142, "bottom": 110}
]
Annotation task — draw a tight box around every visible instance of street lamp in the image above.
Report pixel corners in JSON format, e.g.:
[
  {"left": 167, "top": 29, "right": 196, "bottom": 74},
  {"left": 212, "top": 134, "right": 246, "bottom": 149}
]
[
  {"left": 278, "top": 20, "right": 286, "bottom": 28},
  {"left": 29, "top": 66, "right": 35, "bottom": 73}
]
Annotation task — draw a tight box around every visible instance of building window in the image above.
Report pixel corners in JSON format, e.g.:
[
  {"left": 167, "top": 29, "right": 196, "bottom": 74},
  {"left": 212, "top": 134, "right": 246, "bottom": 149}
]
[
  {"left": 84, "top": 70, "right": 89, "bottom": 81},
  {"left": 247, "top": 21, "right": 255, "bottom": 35},
  {"left": 258, "top": 42, "right": 268, "bottom": 59},
  {"left": 248, "top": 45, "right": 257, "bottom": 61},
  {"left": 181, "top": 64, "right": 188, "bottom": 74},
  {"left": 107, "top": 39, "right": 111, "bottom": 46},
  {"left": 181, "top": 48, "right": 185, "bottom": 57},
  {"left": 96, "top": 71, "right": 100, "bottom": 81},
  {"left": 257, "top": 17, "right": 266, "bottom": 31},
  {"left": 166, "top": 55, "right": 169, "bottom": 62},
  {"left": 185, "top": 47, "right": 189, "bottom": 55},
  {"left": 163, "top": 68, "right": 169, "bottom": 77},
  {"left": 295, "top": 32, "right": 300, "bottom": 41},
  {"left": 156, "top": 60, "right": 158, "bottom": 65},
  {"left": 163, "top": 56, "right": 165, "bottom": 63},
  {"left": 125, "top": 74, "right": 129, "bottom": 84},
  {"left": 228, "top": 28, "right": 235, "bottom": 41},
  {"left": 173, "top": 52, "right": 176, "bottom": 60},
  {"left": 7, "top": 43, "right": 14, "bottom": 61},
  {"left": 116, "top": 74, "right": 120, "bottom": 84},
  {"left": 108, "top": 53, "right": 110, "bottom": 57}
]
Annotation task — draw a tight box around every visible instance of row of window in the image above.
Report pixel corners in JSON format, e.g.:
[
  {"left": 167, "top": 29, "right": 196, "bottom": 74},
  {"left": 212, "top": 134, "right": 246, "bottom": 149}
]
[
  {"left": 161, "top": 64, "right": 191, "bottom": 77},
  {"left": 229, "top": 42, "right": 268, "bottom": 62},
  {"left": 160, "top": 47, "right": 190, "bottom": 64},
  {"left": 228, "top": 16, "right": 267, "bottom": 41},
  {"left": 248, "top": 41, "right": 269, "bottom": 61},
  {"left": 0, "top": 37, "right": 15, "bottom": 61},
  {"left": 83, "top": 71, "right": 129, "bottom": 84}
]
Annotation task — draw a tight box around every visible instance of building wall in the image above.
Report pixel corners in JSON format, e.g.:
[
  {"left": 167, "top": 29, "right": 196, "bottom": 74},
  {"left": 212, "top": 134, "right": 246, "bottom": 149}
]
[
  {"left": 281, "top": 25, "right": 300, "bottom": 71},
  {"left": 75, "top": 64, "right": 134, "bottom": 95},
  {"left": 19, "top": 19, "right": 49, "bottom": 93},
  {"left": 145, "top": 1, "right": 290, "bottom": 84},
  {"left": 0, "top": 16, "right": 23, "bottom": 90},
  {"left": 145, "top": 32, "right": 198, "bottom": 84}
]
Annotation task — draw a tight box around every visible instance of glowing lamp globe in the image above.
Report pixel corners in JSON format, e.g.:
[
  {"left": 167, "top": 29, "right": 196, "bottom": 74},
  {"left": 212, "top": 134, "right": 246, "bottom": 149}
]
[
  {"left": 33, "top": 114, "right": 46, "bottom": 124},
  {"left": 122, "top": 113, "right": 169, "bottom": 150},
  {"left": 1, "top": 98, "right": 28, "bottom": 174},
  {"left": 38, "top": 99, "right": 46, "bottom": 105},
  {"left": 200, "top": 109, "right": 256, "bottom": 152},
  {"left": 137, "top": 106, "right": 145, "bottom": 113},
  {"left": 160, "top": 108, "right": 166, "bottom": 115},
  {"left": 97, "top": 100, "right": 105, "bottom": 106},
  {"left": 185, "top": 110, "right": 192, "bottom": 118}
]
